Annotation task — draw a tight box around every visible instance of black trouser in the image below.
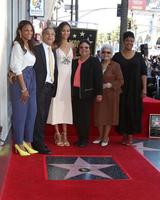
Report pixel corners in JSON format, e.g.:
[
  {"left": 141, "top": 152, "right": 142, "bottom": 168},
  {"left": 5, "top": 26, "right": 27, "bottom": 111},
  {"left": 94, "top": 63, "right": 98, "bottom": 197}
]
[
  {"left": 33, "top": 83, "right": 53, "bottom": 148},
  {"left": 72, "top": 88, "right": 93, "bottom": 142}
]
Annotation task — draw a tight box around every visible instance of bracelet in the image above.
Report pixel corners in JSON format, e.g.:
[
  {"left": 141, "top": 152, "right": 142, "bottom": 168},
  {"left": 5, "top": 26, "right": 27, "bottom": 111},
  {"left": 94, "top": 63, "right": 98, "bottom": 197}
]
[{"left": 21, "top": 88, "right": 27, "bottom": 93}]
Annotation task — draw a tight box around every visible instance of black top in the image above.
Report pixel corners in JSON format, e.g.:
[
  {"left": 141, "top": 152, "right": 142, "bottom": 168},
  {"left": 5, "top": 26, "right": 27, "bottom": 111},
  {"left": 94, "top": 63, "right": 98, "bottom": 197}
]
[
  {"left": 112, "top": 52, "right": 147, "bottom": 134},
  {"left": 71, "top": 56, "right": 103, "bottom": 99}
]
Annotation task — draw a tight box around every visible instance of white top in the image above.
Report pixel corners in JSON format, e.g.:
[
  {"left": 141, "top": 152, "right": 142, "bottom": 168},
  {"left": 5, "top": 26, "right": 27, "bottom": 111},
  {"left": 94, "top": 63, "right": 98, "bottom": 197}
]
[
  {"left": 42, "top": 42, "right": 55, "bottom": 83},
  {"left": 10, "top": 41, "right": 36, "bottom": 75}
]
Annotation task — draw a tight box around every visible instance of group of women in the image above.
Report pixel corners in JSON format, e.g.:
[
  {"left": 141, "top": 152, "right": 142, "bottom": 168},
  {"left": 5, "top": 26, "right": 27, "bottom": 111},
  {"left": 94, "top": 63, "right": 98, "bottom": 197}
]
[
  {"left": 94, "top": 31, "right": 147, "bottom": 146},
  {"left": 9, "top": 20, "right": 147, "bottom": 156}
]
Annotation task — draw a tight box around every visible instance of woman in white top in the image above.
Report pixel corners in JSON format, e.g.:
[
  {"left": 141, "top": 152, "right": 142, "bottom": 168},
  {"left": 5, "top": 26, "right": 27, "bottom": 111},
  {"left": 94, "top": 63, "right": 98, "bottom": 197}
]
[
  {"left": 10, "top": 20, "right": 38, "bottom": 156},
  {"left": 47, "top": 22, "right": 73, "bottom": 146}
]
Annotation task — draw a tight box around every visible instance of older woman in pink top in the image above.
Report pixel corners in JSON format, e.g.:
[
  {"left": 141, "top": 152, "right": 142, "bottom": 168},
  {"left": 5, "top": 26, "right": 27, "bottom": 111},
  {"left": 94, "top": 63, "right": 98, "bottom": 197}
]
[{"left": 71, "top": 39, "right": 103, "bottom": 147}]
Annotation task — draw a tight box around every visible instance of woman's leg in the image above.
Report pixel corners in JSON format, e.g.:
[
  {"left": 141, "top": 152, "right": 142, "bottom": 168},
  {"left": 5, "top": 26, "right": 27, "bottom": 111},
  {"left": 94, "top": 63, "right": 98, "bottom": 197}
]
[
  {"left": 24, "top": 68, "right": 37, "bottom": 144},
  {"left": 10, "top": 82, "right": 28, "bottom": 146},
  {"left": 127, "top": 134, "right": 133, "bottom": 146},
  {"left": 54, "top": 124, "right": 63, "bottom": 146},
  {"left": 62, "top": 124, "right": 70, "bottom": 146},
  {"left": 77, "top": 99, "right": 92, "bottom": 145},
  {"left": 55, "top": 124, "right": 60, "bottom": 133},
  {"left": 121, "top": 133, "right": 128, "bottom": 145},
  {"left": 62, "top": 124, "right": 67, "bottom": 133},
  {"left": 100, "top": 125, "right": 111, "bottom": 146},
  {"left": 10, "top": 80, "right": 29, "bottom": 155},
  {"left": 93, "top": 126, "right": 104, "bottom": 144},
  {"left": 103, "top": 125, "right": 111, "bottom": 142}
]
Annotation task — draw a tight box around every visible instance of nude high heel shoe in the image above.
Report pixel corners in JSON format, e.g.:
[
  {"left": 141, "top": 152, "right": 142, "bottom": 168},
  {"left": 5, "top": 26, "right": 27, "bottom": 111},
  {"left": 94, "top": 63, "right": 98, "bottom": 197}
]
[
  {"left": 54, "top": 132, "right": 64, "bottom": 146},
  {"left": 23, "top": 142, "right": 38, "bottom": 154},
  {"left": 14, "top": 144, "right": 30, "bottom": 156},
  {"left": 62, "top": 132, "right": 70, "bottom": 146}
]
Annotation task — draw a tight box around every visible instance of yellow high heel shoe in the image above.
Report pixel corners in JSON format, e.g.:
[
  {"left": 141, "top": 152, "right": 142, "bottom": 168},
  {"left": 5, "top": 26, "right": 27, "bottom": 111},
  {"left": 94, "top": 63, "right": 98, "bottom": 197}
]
[
  {"left": 23, "top": 142, "right": 38, "bottom": 154},
  {"left": 14, "top": 144, "right": 30, "bottom": 156}
]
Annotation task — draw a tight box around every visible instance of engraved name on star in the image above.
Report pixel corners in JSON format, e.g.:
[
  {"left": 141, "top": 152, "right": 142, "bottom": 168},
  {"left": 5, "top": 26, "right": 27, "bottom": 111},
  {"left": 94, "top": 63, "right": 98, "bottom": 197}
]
[{"left": 49, "top": 157, "right": 115, "bottom": 180}]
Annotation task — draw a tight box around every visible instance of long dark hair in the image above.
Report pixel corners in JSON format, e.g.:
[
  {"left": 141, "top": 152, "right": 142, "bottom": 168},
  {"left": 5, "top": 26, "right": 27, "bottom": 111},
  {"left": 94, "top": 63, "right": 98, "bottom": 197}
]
[
  {"left": 54, "top": 21, "right": 71, "bottom": 47},
  {"left": 13, "top": 20, "right": 35, "bottom": 54}
]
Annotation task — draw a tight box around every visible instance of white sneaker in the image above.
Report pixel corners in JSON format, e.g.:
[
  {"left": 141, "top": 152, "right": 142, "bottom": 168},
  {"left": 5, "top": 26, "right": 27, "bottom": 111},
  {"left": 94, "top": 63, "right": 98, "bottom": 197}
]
[{"left": 92, "top": 139, "right": 101, "bottom": 144}]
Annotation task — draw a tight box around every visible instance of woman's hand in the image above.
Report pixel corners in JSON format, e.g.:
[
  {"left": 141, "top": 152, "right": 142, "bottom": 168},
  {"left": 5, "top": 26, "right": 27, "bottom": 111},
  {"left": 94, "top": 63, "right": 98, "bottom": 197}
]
[
  {"left": 8, "top": 71, "right": 17, "bottom": 84},
  {"left": 20, "top": 89, "right": 29, "bottom": 103},
  {"left": 103, "top": 82, "right": 112, "bottom": 89},
  {"left": 96, "top": 95, "right": 102, "bottom": 102}
]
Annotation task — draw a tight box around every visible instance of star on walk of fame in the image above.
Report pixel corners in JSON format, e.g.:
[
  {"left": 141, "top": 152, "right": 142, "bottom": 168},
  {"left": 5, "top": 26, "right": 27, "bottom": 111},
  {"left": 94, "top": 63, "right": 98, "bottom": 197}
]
[{"left": 49, "top": 157, "right": 115, "bottom": 180}]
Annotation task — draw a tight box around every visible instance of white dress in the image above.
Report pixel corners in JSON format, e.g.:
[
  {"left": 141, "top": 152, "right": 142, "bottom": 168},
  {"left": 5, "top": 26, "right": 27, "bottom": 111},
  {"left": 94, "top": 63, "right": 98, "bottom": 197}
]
[{"left": 47, "top": 47, "right": 73, "bottom": 125}]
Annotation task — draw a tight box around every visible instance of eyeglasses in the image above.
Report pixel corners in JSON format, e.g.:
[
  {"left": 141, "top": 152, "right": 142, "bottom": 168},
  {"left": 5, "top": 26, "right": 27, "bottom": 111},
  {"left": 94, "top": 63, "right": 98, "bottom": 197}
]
[
  {"left": 102, "top": 51, "right": 111, "bottom": 54},
  {"left": 79, "top": 46, "right": 89, "bottom": 49}
]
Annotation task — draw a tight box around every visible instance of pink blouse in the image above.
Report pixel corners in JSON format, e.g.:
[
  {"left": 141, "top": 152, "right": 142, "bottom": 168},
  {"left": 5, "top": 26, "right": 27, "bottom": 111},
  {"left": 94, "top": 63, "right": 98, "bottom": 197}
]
[{"left": 73, "top": 59, "right": 83, "bottom": 87}]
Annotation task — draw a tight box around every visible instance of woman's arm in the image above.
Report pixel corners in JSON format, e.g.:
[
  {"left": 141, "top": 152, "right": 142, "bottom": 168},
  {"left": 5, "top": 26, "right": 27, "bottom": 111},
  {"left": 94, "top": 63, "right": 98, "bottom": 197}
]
[
  {"left": 140, "top": 53, "right": 147, "bottom": 98},
  {"left": 141, "top": 75, "right": 147, "bottom": 97},
  {"left": 10, "top": 42, "right": 29, "bottom": 102}
]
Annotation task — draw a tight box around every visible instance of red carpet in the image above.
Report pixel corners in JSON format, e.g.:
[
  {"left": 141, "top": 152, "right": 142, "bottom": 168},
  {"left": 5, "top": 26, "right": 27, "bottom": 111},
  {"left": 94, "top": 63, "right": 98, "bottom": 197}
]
[
  {"left": 2, "top": 132, "right": 160, "bottom": 200},
  {"left": 142, "top": 97, "right": 160, "bottom": 137},
  {"left": 2, "top": 97, "right": 160, "bottom": 200}
]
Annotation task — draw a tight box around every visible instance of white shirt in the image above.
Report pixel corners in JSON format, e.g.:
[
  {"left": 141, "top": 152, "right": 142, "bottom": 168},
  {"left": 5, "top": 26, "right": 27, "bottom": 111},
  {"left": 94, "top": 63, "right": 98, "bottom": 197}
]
[
  {"left": 42, "top": 42, "right": 55, "bottom": 83},
  {"left": 10, "top": 41, "right": 36, "bottom": 75}
]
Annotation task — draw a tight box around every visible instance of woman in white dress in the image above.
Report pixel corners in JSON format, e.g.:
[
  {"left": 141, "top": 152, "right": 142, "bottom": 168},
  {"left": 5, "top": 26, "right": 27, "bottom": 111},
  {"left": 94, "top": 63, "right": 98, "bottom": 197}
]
[{"left": 47, "top": 22, "right": 73, "bottom": 146}]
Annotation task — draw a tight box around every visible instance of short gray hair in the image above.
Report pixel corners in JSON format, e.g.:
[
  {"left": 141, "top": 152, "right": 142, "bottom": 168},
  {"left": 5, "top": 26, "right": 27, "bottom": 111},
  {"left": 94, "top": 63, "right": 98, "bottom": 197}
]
[
  {"left": 42, "top": 27, "right": 55, "bottom": 36},
  {"left": 101, "top": 44, "right": 113, "bottom": 55}
]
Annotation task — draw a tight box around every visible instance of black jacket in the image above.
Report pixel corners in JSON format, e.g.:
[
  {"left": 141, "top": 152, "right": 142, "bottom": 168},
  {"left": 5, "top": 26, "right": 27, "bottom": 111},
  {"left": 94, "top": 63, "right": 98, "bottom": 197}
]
[
  {"left": 33, "top": 44, "right": 58, "bottom": 97},
  {"left": 71, "top": 56, "right": 103, "bottom": 99}
]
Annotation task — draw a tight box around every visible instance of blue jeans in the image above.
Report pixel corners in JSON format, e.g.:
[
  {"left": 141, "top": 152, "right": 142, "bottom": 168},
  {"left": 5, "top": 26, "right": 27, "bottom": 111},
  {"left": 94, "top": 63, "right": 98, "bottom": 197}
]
[{"left": 10, "top": 66, "right": 37, "bottom": 144}]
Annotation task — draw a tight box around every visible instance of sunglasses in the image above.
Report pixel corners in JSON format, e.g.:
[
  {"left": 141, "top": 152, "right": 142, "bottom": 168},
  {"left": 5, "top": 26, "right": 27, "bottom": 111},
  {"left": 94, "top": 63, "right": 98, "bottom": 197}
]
[
  {"left": 79, "top": 46, "right": 89, "bottom": 49},
  {"left": 102, "top": 51, "right": 111, "bottom": 54}
]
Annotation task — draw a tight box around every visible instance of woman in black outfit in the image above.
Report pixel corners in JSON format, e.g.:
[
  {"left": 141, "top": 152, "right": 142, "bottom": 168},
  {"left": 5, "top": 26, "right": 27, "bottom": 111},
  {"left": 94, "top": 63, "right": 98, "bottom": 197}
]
[
  {"left": 112, "top": 31, "right": 147, "bottom": 145},
  {"left": 72, "top": 39, "right": 103, "bottom": 147}
]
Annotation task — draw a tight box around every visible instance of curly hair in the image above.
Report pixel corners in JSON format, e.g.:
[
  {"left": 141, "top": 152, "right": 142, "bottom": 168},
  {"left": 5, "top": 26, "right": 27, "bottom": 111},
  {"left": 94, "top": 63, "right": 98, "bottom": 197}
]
[{"left": 13, "top": 20, "right": 35, "bottom": 54}]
